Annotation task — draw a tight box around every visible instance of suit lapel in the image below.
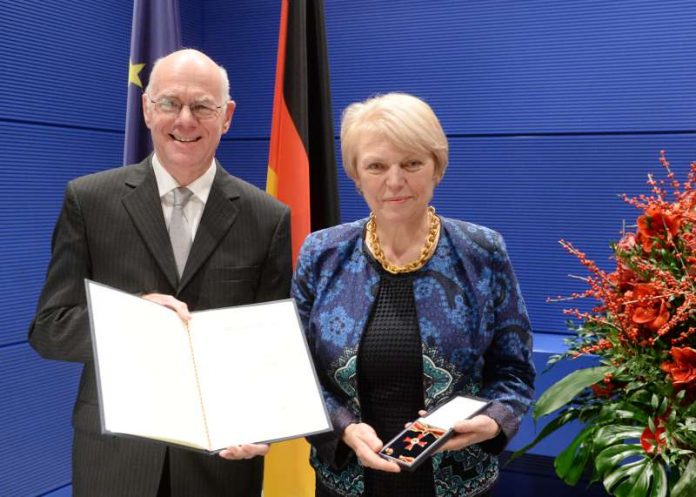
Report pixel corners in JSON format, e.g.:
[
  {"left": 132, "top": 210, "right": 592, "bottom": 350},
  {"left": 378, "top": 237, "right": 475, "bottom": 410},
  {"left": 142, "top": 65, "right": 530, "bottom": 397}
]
[
  {"left": 179, "top": 165, "right": 241, "bottom": 290},
  {"left": 121, "top": 158, "right": 180, "bottom": 290}
]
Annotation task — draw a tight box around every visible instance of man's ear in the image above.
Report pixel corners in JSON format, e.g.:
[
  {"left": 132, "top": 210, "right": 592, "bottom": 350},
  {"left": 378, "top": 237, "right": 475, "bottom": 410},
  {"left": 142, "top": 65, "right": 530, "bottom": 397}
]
[
  {"left": 141, "top": 93, "right": 153, "bottom": 129},
  {"left": 222, "top": 100, "right": 236, "bottom": 133}
]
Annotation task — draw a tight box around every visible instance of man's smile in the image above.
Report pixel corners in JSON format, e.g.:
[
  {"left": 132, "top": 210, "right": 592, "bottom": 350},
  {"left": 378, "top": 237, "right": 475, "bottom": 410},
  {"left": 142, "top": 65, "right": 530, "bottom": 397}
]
[{"left": 170, "top": 133, "right": 201, "bottom": 143}]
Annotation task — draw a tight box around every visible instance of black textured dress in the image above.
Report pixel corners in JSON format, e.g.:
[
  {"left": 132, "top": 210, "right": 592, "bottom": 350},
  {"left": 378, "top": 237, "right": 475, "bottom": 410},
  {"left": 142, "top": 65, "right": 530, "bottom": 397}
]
[{"left": 356, "top": 257, "right": 436, "bottom": 497}]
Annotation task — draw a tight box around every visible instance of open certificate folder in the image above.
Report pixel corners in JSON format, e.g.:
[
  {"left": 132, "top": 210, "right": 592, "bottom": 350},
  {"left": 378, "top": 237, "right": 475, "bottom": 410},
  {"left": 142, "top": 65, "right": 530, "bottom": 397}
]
[{"left": 85, "top": 280, "right": 331, "bottom": 453}]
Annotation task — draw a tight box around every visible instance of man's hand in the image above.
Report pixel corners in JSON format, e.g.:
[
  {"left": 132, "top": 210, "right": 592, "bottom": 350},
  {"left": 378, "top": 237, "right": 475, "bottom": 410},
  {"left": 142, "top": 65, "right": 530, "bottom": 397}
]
[
  {"left": 142, "top": 293, "right": 192, "bottom": 321},
  {"left": 342, "top": 423, "right": 401, "bottom": 473},
  {"left": 218, "top": 443, "right": 270, "bottom": 460}
]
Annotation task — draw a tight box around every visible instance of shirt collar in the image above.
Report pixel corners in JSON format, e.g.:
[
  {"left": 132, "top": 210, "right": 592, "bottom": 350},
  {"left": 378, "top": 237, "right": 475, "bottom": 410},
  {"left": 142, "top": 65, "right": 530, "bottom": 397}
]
[{"left": 151, "top": 154, "right": 216, "bottom": 203}]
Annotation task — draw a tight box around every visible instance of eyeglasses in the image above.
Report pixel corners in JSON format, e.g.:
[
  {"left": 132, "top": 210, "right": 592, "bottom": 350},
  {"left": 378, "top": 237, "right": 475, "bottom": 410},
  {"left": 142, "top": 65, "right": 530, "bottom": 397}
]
[{"left": 146, "top": 95, "right": 225, "bottom": 120}]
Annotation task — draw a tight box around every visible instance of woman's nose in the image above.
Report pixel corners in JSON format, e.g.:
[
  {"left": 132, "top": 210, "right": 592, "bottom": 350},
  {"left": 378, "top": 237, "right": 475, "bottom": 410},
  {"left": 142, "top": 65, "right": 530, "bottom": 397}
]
[{"left": 385, "top": 165, "right": 405, "bottom": 186}]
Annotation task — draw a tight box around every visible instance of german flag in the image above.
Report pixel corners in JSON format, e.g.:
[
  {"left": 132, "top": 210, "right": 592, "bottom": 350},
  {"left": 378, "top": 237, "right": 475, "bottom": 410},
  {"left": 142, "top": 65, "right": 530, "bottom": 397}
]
[
  {"left": 264, "top": 0, "right": 339, "bottom": 495},
  {"left": 266, "top": 0, "right": 339, "bottom": 261}
]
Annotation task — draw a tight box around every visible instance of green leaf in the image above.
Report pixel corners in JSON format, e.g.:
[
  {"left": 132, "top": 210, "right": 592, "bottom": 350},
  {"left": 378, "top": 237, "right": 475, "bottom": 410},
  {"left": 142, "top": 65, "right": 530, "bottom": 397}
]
[
  {"left": 596, "top": 399, "right": 650, "bottom": 425},
  {"left": 554, "top": 424, "right": 597, "bottom": 485},
  {"left": 603, "top": 460, "right": 645, "bottom": 493},
  {"left": 533, "top": 366, "right": 611, "bottom": 418},
  {"left": 657, "top": 396, "right": 670, "bottom": 417},
  {"left": 558, "top": 438, "right": 592, "bottom": 485},
  {"left": 508, "top": 409, "right": 578, "bottom": 462},
  {"left": 593, "top": 426, "right": 643, "bottom": 451},
  {"left": 673, "top": 457, "right": 696, "bottom": 497},
  {"left": 629, "top": 389, "right": 654, "bottom": 406},
  {"left": 615, "top": 460, "right": 650, "bottom": 497},
  {"left": 649, "top": 460, "right": 668, "bottom": 497},
  {"left": 598, "top": 447, "right": 669, "bottom": 497},
  {"left": 595, "top": 443, "right": 644, "bottom": 475},
  {"left": 610, "top": 459, "right": 667, "bottom": 497},
  {"left": 648, "top": 416, "right": 656, "bottom": 433},
  {"left": 611, "top": 408, "right": 649, "bottom": 424}
]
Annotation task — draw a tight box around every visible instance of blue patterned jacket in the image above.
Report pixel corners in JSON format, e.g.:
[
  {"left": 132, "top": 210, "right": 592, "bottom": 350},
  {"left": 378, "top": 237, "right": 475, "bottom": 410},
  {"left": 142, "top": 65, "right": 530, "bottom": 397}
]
[{"left": 292, "top": 216, "right": 535, "bottom": 497}]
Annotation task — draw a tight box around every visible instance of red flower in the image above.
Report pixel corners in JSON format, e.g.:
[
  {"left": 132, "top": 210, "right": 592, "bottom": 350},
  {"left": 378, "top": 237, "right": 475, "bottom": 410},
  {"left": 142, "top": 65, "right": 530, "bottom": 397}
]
[
  {"left": 661, "top": 347, "right": 696, "bottom": 391},
  {"left": 640, "top": 419, "right": 667, "bottom": 455},
  {"left": 610, "top": 266, "right": 639, "bottom": 292},
  {"left": 626, "top": 283, "right": 670, "bottom": 333},
  {"left": 591, "top": 382, "right": 615, "bottom": 398},
  {"left": 687, "top": 256, "right": 696, "bottom": 277},
  {"left": 616, "top": 232, "right": 637, "bottom": 253},
  {"left": 636, "top": 205, "right": 682, "bottom": 252},
  {"left": 591, "top": 372, "right": 618, "bottom": 398}
]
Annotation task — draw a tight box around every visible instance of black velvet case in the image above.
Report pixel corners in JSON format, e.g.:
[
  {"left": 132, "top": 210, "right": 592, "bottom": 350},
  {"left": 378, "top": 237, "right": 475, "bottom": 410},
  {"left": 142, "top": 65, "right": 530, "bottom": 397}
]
[{"left": 378, "top": 395, "right": 490, "bottom": 471}]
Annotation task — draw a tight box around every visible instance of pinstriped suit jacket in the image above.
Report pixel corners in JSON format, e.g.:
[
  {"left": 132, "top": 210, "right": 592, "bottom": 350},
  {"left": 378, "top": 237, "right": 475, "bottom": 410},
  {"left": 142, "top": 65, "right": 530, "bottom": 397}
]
[{"left": 29, "top": 157, "right": 292, "bottom": 497}]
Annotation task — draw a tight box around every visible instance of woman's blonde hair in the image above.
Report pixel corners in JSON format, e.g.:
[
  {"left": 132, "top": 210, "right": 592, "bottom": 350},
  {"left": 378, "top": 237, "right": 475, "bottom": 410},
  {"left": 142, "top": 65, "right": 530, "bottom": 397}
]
[{"left": 340, "top": 92, "right": 448, "bottom": 181}]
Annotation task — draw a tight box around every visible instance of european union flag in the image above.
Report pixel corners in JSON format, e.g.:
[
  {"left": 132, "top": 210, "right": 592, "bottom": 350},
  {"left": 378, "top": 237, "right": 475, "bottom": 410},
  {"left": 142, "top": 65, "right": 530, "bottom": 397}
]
[{"left": 123, "top": 0, "right": 181, "bottom": 165}]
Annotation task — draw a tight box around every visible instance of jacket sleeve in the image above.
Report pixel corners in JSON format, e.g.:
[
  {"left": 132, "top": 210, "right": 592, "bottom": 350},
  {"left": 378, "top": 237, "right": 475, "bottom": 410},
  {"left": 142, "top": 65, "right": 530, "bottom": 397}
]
[
  {"left": 291, "top": 235, "right": 359, "bottom": 466},
  {"left": 29, "top": 181, "right": 94, "bottom": 363},
  {"left": 478, "top": 232, "right": 535, "bottom": 454}
]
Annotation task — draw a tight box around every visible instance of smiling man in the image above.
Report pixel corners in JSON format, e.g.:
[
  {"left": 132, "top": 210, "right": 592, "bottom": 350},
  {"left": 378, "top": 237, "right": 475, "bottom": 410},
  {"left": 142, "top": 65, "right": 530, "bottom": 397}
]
[
  {"left": 143, "top": 50, "right": 235, "bottom": 186},
  {"left": 29, "top": 49, "right": 292, "bottom": 497}
]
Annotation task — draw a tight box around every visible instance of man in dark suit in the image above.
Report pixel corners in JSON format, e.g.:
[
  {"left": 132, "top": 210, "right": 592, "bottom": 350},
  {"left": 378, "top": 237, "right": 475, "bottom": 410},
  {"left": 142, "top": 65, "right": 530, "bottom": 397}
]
[{"left": 29, "top": 49, "right": 291, "bottom": 497}]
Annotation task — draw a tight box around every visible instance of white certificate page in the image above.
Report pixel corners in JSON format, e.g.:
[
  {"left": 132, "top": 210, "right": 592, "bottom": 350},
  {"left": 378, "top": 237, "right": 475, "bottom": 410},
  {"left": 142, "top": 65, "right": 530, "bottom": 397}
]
[
  {"left": 85, "top": 280, "right": 331, "bottom": 451},
  {"left": 86, "top": 281, "right": 208, "bottom": 449},
  {"left": 190, "top": 299, "right": 331, "bottom": 447}
]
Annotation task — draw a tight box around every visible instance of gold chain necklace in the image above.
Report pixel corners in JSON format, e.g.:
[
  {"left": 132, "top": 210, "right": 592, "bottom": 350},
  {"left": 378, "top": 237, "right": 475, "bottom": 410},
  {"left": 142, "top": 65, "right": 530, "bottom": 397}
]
[{"left": 366, "top": 206, "right": 441, "bottom": 274}]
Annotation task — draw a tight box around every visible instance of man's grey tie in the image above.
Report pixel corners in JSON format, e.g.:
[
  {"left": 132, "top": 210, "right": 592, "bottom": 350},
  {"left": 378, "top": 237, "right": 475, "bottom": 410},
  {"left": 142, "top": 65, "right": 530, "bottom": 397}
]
[{"left": 169, "top": 187, "right": 194, "bottom": 278}]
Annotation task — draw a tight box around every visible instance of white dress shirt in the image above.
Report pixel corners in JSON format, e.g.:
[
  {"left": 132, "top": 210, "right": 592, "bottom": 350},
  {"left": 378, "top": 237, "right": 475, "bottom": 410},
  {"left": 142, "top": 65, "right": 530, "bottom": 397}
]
[{"left": 151, "top": 154, "right": 216, "bottom": 240}]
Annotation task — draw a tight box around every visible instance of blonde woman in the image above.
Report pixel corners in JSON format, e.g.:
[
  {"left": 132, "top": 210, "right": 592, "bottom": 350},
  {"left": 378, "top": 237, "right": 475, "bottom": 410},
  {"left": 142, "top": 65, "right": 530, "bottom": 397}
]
[{"left": 292, "top": 93, "right": 534, "bottom": 497}]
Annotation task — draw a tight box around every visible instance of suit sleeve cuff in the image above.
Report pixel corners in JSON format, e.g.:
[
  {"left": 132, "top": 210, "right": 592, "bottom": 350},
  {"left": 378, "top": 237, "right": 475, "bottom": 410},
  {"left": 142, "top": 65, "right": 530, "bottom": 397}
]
[{"left": 478, "top": 401, "right": 516, "bottom": 454}]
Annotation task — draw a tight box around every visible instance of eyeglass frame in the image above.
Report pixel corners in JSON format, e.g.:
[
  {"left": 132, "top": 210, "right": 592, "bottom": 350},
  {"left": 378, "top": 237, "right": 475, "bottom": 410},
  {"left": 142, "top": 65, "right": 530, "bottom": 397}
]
[{"left": 145, "top": 93, "right": 228, "bottom": 120}]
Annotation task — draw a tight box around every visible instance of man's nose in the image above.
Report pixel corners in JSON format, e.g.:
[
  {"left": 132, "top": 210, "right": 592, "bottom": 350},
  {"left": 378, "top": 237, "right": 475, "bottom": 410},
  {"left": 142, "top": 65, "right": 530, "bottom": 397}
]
[{"left": 175, "top": 104, "right": 196, "bottom": 123}]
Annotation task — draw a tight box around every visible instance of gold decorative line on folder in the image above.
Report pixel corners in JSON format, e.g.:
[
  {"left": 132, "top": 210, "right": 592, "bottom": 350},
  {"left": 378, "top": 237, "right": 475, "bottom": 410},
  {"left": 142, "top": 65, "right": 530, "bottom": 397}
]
[{"left": 186, "top": 321, "right": 212, "bottom": 451}]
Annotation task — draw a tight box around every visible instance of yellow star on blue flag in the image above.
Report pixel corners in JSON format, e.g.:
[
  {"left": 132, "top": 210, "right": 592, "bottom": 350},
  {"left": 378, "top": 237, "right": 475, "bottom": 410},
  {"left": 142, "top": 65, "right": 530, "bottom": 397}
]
[
  {"left": 129, "top": 60, "right": 146, "bottom": 88},
  {"left": 124, "top": 0, "right": 181, "bottom": 165}
]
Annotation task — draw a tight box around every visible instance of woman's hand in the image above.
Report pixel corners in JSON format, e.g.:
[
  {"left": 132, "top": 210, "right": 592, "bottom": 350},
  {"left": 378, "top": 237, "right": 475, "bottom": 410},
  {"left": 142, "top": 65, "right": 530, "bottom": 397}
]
[
  {"left": 342, "top": 423, "right": 401, "bottom": 473},
  {"left": 218, "top": 443, "right": 270, "bottom": 460},
  {"left": 437, "top": 414, "right": 501, "bottom": 452}
]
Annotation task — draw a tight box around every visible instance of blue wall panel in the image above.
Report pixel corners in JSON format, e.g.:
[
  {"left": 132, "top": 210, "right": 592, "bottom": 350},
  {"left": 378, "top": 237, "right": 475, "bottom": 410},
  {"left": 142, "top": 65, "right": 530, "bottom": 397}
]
[
  {"left": 1, "top": 122, "right": 124, "bottom": 347},
  {"left": 202, "top": 0, "right": 280, "bottom": 139},
  {"left": 325, "top": 0, "right": 696, "bottom": 135},
  {"left": 0, "top": 1, "right": 132, "bottom": 495},
  {"left": 44, "top": 486, "right": 72, "bottom": 497},
  {"left": 441, "top": 134, "right": 696, "bottom": 335},
  {"left": 217, "top": 138, "right": 271, "bottom": 190},
  {"left": 0, "top": 0, "right": 132, "bottom": 131},
  {"left": 0, "top": 345, "right": 80, "bottom": 496},
  {"left": 180, "top": 0, "right": 204, "bottom": 48}
]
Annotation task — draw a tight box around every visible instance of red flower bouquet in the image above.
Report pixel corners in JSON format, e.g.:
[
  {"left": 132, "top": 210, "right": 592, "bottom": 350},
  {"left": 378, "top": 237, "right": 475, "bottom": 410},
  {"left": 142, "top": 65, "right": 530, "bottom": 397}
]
[{"left": 514, "top": 153, "right": 696, "bottom": 497}]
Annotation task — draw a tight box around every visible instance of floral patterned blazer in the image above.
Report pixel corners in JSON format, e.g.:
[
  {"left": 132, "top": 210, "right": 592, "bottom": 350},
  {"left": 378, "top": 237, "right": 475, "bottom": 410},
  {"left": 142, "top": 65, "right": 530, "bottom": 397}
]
[{"left": 292, "top": 216, "right": 535, "bottom": 497}]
